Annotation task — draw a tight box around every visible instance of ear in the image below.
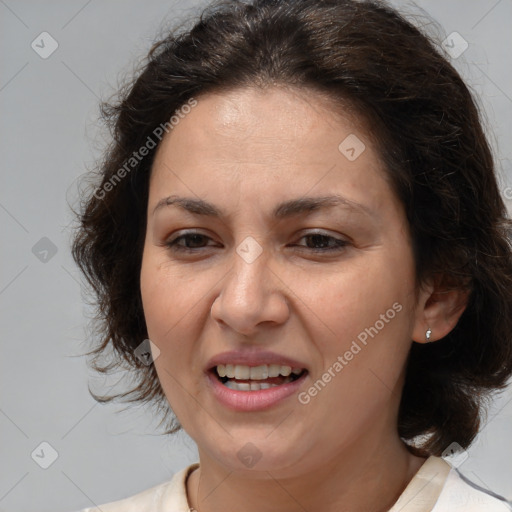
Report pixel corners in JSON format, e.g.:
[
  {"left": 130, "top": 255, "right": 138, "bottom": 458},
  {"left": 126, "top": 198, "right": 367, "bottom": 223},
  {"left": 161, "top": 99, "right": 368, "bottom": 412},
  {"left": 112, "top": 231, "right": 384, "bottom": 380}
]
[{"left": 412, "top": 273, "right": 470, "bottom": 343}]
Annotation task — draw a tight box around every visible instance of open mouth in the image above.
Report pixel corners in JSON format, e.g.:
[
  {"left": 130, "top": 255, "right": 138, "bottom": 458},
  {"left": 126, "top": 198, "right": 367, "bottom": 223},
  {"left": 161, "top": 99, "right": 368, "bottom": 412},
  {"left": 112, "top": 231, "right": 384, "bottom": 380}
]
[{"left": 210, "top": 364, "right": 307, "bottom": 391}]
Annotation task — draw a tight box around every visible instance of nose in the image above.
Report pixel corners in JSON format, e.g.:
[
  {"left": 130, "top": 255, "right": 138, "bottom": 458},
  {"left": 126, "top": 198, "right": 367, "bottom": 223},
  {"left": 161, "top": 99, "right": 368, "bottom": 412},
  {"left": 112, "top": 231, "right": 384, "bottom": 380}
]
[{"left": 210, "top": 245, "right": 290, "bottom": 337}]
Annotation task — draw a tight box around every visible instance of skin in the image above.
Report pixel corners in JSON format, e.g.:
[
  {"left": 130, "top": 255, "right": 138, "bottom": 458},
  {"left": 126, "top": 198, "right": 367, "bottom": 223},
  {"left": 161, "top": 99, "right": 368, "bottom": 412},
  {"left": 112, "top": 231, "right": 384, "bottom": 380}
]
[{"left": 140, "top": 86, "right": 467, "bottom": 512}]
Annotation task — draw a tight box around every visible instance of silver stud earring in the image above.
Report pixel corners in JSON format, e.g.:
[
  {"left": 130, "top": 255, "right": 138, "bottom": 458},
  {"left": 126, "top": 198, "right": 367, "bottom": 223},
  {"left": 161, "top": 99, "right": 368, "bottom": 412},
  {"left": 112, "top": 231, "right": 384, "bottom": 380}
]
[{"left": 425, "top": 328, "right": 432, "bottom": 342}]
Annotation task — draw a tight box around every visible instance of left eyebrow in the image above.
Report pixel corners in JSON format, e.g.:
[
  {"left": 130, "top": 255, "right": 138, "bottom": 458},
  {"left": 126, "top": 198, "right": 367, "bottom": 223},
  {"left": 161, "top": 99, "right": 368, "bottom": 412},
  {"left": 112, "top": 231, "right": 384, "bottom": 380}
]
[{"left": 152, "top": 194, "right": 375, "bottom": 219}]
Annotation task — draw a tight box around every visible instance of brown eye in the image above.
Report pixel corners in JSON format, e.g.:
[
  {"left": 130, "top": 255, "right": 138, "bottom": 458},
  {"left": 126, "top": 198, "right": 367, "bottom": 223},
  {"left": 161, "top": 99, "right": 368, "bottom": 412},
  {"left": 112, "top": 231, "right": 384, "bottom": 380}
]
[
  {"left": 296, "top": 233, "right": 348, "bottom": 252},
  {"left": 166, "top": 232, "right": 215, "bottom": 252}
]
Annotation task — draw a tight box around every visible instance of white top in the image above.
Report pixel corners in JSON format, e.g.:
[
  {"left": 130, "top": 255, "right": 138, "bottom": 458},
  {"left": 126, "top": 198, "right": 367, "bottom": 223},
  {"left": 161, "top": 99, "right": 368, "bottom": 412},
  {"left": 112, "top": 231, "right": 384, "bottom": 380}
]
[{"left": 77, "top": 456, "right": 511, "bottom": 512}]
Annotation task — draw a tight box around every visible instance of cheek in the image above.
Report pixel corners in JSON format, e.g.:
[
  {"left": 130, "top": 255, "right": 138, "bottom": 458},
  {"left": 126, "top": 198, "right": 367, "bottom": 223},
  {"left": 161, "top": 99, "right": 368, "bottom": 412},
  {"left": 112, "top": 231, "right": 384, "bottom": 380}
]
[
  {"left": 141, "top": 250, "right": 202, "bottom": 333},
  {"left": 140, "top": 257, "right": 190, "bottom": 366},
  {"left": 140, "top": 256, "right": 169, "bottom": 337},
  {"left": 297, "top": 262, "right": 414, "bottom": 438},
  {"left": 139, "top": 253, "right": 203, "bottom": 417},
  {"left": 297, "top": 250, "right": 415, "bottom": 382},
  {"left": 301, "top": 259, "right": 410, "bottom": 334},
  {"left": 139, "top": 250, "right": 220, "bottom": 379}
]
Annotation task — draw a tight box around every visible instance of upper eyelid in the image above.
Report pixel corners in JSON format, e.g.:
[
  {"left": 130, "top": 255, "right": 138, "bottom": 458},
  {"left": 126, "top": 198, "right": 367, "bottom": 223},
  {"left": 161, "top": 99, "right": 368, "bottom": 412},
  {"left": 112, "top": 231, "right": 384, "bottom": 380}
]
[
  {"left": 166, "top": 230, "right": 348, "bottom": 245},
  {"left": 167, "top": 230, "right": 215, "bottom": 243},
  {"left": 167, "top": 228, "right": 344, "bottom": 238}
]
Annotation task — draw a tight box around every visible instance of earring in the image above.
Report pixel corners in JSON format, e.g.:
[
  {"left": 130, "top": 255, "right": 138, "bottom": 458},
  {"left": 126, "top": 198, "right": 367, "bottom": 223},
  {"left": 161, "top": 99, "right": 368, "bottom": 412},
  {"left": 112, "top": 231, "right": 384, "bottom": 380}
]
[{"left": 425, "top": 327, "right": 432, "bottom": 342}]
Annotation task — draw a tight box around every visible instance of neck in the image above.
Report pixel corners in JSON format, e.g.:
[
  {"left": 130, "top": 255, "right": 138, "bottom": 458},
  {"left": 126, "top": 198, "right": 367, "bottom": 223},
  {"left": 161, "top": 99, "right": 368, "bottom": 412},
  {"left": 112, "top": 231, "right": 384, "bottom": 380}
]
[{"left": 187, "top": 430, "right": 426, "bottom": 512}]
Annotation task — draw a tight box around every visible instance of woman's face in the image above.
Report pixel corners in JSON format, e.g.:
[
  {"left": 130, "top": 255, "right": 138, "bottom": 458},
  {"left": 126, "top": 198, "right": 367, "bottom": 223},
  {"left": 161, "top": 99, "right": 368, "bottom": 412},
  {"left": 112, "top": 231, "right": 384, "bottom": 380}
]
[{"left": 140, "top": 86, "right": 424, "bottom": 475}]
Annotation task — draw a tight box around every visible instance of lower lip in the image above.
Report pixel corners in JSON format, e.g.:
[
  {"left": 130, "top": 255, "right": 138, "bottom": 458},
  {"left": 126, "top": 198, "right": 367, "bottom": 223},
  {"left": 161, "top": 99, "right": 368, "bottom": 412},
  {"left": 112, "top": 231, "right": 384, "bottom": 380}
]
[{"left": 206, "top": 371, "right": 308, "bottom": 411}]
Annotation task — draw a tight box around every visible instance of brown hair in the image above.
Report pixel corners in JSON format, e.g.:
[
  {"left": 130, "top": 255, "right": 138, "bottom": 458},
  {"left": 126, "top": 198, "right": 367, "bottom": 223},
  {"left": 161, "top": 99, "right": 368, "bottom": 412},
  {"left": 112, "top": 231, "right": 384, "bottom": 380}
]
[{"left": 72, "top": 0, "right": 512, "bottom": 455}]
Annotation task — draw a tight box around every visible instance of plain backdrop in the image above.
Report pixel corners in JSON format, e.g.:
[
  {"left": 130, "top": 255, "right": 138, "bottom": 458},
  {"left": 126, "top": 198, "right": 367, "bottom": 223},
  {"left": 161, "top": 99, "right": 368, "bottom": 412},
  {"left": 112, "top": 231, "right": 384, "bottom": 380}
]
[{"left": 1, "top": 1, "right": 511, "bottom": 511}]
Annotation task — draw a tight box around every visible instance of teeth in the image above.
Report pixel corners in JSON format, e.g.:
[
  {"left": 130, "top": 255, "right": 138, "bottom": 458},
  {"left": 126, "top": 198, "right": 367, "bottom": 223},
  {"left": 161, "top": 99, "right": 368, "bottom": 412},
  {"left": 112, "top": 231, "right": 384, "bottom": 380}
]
[
  {"left": 234, "top": 365, "right": 250, "bottom": 379},
  {"left": 280, "top": 366, "right": 292, "bottom": 377},
  {"left": 216, "top": 364, "right": 303, "bottom": 380},
  {"left": 225, "top": 364, "right": 235, "bottom": 378},
  {"left": 268, "top": 364, "right": 281, "bottom": 377},
  {"left": 225, "top": 380, "right": 282, "bottom": 391},
  {"left": 250, "top": 365, "right": 268, "bottom": 379}
]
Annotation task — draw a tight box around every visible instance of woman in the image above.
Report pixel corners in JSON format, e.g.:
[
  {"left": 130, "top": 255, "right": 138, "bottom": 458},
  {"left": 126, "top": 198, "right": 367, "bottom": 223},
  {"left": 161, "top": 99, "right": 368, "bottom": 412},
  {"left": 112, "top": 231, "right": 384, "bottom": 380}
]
[{"left": 72, "top": 0, "right": 512, "bottom": 510}]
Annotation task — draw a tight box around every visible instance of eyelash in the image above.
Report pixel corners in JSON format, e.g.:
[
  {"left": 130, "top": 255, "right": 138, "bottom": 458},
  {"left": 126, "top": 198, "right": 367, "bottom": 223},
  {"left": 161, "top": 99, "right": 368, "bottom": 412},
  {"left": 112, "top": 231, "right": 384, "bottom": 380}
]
[{"left": 165, "top": 231, "right": 348, "bottom": 254}]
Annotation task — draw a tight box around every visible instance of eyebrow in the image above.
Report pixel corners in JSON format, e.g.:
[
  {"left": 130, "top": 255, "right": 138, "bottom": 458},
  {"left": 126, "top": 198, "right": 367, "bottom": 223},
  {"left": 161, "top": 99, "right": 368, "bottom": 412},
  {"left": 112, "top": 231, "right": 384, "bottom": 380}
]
[{"left": 152, "top": 194, "right": 375, "bottom": 219}]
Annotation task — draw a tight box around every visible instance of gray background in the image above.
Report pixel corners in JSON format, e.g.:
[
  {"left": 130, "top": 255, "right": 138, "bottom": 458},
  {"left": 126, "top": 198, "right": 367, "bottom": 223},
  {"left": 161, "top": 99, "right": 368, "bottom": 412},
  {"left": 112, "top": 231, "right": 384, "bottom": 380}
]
[{"left": 1, "top": 1, "right": 511, "bottom": 511}]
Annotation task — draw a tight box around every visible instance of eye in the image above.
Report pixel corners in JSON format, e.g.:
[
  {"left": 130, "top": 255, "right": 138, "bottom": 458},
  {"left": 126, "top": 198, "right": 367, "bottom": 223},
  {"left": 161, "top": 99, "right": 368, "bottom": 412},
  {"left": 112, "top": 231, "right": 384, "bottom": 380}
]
[
  {"left": 294, "top": 232, "right": 348, "bottom": 252},
  {"left": 166, "top": 231, "right": 217, "bottom": 252},
  {"left": 165, "top": 230, "right": 349, "bottom": 254}
]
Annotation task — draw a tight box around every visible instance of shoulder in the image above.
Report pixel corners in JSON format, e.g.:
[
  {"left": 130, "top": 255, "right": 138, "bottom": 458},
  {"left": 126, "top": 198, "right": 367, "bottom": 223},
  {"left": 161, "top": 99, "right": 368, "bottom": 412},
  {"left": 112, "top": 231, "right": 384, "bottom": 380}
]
[
  {"left": 75, "top": 463, "right": 198, "bottom": 512},
  {"left": 432, "top": 466, "right": 511, "bottom": 512},
  {"left": 78, "top": 480, "right": 172, "bottom": 512}
]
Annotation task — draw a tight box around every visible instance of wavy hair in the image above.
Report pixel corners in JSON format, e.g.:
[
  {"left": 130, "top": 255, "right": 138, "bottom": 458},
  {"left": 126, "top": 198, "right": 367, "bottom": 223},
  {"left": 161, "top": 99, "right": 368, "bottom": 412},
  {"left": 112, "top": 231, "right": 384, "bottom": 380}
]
[{"left": 72, "top": 0, "right": 512, "bottom": 455}]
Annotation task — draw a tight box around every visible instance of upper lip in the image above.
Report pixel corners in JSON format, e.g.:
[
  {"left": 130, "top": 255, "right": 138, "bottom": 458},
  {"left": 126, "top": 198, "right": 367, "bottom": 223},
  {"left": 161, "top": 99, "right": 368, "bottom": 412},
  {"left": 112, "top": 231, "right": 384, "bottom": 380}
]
[{"left": 206, "top": 350, "right": 308, "bottom": 372}]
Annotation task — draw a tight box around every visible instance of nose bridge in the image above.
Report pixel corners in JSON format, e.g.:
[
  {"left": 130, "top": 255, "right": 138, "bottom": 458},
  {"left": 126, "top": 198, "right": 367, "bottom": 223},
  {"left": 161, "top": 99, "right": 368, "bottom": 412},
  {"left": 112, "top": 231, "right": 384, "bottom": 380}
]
[
  {"left": 211, "top": 237, "right": 289, "bottom": 334},
  {"left": 226, "top": 240, "right": 270, "bottom": 311}
]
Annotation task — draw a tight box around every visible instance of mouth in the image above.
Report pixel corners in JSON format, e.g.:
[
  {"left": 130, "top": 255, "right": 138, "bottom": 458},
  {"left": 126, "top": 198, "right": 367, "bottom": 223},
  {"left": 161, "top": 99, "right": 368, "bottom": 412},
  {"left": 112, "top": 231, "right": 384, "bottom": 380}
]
[{"left": 209, "top": 364, "right": 307, "bottom": 391}]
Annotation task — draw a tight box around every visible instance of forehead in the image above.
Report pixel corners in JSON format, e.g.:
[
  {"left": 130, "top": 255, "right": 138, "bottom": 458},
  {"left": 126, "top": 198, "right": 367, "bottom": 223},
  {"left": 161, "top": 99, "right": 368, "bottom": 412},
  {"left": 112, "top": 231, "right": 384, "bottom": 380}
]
[
  {"left": 162, "top": 86, "right": 364, "bottom": 158},
  {"left": 149, "top": 86, "right": 391, "bottom": 215}
]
